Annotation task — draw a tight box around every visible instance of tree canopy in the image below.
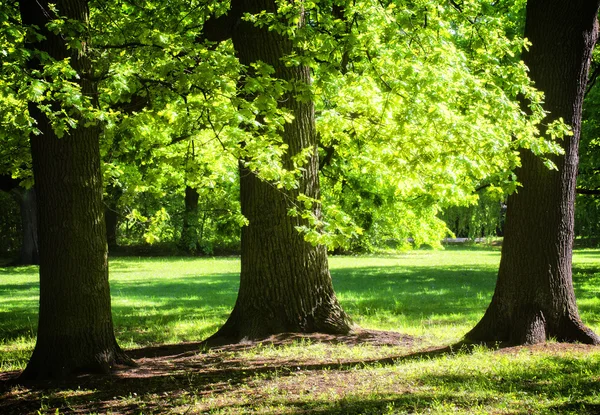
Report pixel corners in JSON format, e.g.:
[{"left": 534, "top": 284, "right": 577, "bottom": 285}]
[{"left": 0, "top": 0, "right": 565, "bottom": 253}]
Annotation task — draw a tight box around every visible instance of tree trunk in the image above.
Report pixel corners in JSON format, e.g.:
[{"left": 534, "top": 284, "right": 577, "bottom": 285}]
[
  {"left": 12, "top": 187, "right": 39, "bottom": 265},
  {"left": 0, "top": 176, "right": 36, "bottom": 264},
  {"left": 465, "top": 0, "right": 600, "bottom": 345},
  {"left": 207, "top": 0, "right": 351, "bottom": 343},
  {"left": 104, "top": 184, "right": 122, "bottom": 251},
  {"left": 179, "top": 185, "right": 200, "bottom": 254},
  {"left": 19, "top": 0, "right": 132, "bottom": 379}
]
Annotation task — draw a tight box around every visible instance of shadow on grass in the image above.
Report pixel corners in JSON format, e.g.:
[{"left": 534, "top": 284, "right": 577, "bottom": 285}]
[
  {"left": 3, "top": 255, "right": 600, "bottom": 348},
  {"left": 109, "top": 272, "right": 239, "bottom": 345},
  {"left": 333, "top": 265, "right": 498, "bottom": 326},
  {"left": 2, "top": 339, "right": 599, "bottom": 415},
  {"left": 0, "top": 265, "right": 38, "bottom": 275},
  {"left": 0, "top": 338, "right": 468, "bottom": 413}
]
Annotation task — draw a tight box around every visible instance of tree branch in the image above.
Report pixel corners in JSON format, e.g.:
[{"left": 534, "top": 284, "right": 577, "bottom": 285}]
[
  {"left": 577, "top": 188, "right": 600, "bottom": 195},
  {"left": 586, "top": 63, "right": 600, "bottom": 96}
]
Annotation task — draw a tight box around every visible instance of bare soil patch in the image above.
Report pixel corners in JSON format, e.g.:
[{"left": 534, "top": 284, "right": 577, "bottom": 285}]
[{"left": 0, "top": 329, "right": 597, "bottom": 414}]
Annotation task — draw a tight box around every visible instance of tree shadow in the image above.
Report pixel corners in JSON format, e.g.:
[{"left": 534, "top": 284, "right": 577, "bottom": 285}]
[
  {"left": 2, "top": 336, "right": 597, "bottom": 414},
  {"left": 2, "top": 253, "right": 600, "bottom": 414},
  {"left": 332, "top": 264, "right": 498, "bottom": 327},
  {"left": 0, "top": 333, "right": 468, "bottom": 414},
  {"left": 4, "top": 255, "right": 600, "bottom": 357}
]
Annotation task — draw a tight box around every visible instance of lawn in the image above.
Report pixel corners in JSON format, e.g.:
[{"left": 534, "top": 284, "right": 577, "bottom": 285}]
[{"left": 1, "top": 247, "right": 600, "bottom": 414}]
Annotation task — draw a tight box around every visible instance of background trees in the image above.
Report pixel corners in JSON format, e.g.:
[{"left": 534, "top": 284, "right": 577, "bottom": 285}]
[{"left": 575, "top": 51, "right": 600, "bottom": 241}]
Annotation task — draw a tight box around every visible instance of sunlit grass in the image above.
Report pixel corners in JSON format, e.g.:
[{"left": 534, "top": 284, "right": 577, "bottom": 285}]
[
  {"left": 1, "top": 248, "right": 600, "bottom": 373},
  {"left": 330, "top": 249, "right": 503, "bottom": 344},
  {"left": 3, "top": 249, "right": 600, "bottom": 414},
  {"left": 184, "top": 347, "right": 600, "bottom": 415}
]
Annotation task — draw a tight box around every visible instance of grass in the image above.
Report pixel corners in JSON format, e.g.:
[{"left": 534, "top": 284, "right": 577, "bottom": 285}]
[{"left": 1, "top": 247, "right": 600, "bottom": 414}]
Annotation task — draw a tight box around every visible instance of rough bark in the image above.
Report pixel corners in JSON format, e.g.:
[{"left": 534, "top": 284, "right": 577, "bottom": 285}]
[
  {"left": 206, "top": 0, "right": 351, "bottom": 344},
  {"left": 19, "top": 0, "right": 132, "bottom": 379},
  {"left": 465, "top": 0, "right": 600, "bottom": 345},
  {"left": 179, "top": 186, "right": 201, "bottom": 254}
]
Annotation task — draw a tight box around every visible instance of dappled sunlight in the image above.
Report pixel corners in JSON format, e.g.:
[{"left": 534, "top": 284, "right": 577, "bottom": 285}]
[
  {"left": 333, "top": 264, "right": 497, "bottom": 340},
  {"left": 2, "top": 250, "right": 600, "bottom": 413},
  {"left": 107, "top": 264, "right": 240, "bottom": 346},
  {"left": 2, "top": 249, "right": 600, "bottom": 351},
  {"left": 4, "top": 341, "right": 598, "bottom": 414}
]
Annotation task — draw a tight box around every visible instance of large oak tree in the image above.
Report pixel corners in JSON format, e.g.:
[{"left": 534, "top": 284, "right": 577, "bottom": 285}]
[
  {"left": 466, "top": 0, "right": 600, "bottom": 345},
  {"left": 19, "top": 0, "right": 131, "bottom": 379},
  {"left": 205, "top": 0, "right": 352, "bottom": 343}
]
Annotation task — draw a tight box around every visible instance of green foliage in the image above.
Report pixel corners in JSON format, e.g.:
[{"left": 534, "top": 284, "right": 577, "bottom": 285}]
[
  {"left": 1, "top": 0, "right": 569, "bottom": 252},
  {"left": 305, "top": 0, "right": 553, "bottom": 249},
  {"left": 0, "top": 2, "right": 31, "bottom": 184},
  {"left": 576, "top": 49, "right": 600, "bottom": 240}
]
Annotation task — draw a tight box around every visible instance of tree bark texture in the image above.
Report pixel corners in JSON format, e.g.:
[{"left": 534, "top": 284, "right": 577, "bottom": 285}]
[
  {"left": 466, "top": 0, "right": 600, "bottom": 345},
  {"left": 19, "top": 0, "right": 131, "bottom": 379},
  {"left": 208, "top": 0, "right": 351, "bottom": 343}
]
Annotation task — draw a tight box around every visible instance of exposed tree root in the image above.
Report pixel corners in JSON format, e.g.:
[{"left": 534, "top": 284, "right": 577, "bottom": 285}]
[
  {"left": 465, "top": 304, "right": 600, "bottom": 346},
  {"left": 18, "top": 344, "right": 135, "bottom": 381}
]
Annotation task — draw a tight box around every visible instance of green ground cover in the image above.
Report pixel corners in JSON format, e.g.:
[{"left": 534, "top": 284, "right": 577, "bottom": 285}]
[{"left": 1, "top": 248, "right": 600, "bottom": 414}]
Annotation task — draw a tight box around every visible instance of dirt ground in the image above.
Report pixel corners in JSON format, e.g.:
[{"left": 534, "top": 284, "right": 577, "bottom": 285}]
[{"left": 1, "top": 329, "right": 597, "bottom": 414}]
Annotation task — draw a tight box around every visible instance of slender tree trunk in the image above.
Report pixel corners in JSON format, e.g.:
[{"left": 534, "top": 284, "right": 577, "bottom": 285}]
[
  {"left": 105, "top": 184, "right": 122, "bottom": 251},
  {"left": 0, "top": 176, "right": 36, "bottom": 264},
  {"left": 179, "top": 185, "right": 200, "bottom": 254},
  {"left": 207, "top": 0, "right": 351, "bottom": 343},
  {"left": 12, "top": 187, "right": 39, "bottom": 265},
  {"left": 19, "top": 0, "right": 131, "bottom": 379},
  {"left": 466, "top": 0, "right": 600, "bottom": 345}
]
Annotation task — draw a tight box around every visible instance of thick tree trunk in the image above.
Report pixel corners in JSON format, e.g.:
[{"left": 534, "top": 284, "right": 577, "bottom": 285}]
[
  {"left": 466, "top": 0, "right": 600, "bottom": 345},
  {"left": 179, "top": 185, "right": 201, "bottom": 254},
  {"left": 207, "top": 0, "right": 351, "bottom": 343},
  {"left": 19, "top": 0, "right": 131, "bottom": 379},
  {"left": 11, "top": 187, "right": 39, "bottom": 265}
]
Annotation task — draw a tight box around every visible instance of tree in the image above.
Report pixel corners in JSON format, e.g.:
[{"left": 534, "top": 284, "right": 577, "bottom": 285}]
[
  {"left": 11, "top": 187, "right": 39, "bottom": 265},
  {"left": 19, "top": 0, "right": 131, "bottom": 378},
  {"left": 0, "top": 176, "right": 38, "bottom": 265},
  {"left": 466, "top": 0, "right": 600, "bottom": 345},
  {"left": 308, "top": 0, "right": 551, "bottom": 251},
  {"left": 574, "top": 50, "right": 600, "bottom": 240},
  {"left": 206, "top": 0, "right": 352, "bottom": 343}
]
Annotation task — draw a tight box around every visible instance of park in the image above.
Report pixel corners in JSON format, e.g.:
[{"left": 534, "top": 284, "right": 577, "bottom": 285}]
[
  {"left": 2, "top": 0, "right": 600, "bottom": 413},
  {"left": 1, "top": 248, "right": 599, "bottom": 413}
]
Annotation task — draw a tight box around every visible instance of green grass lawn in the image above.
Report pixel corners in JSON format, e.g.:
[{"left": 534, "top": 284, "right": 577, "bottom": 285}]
[{"left": 1, "top": 248, "right": 600, "bottom": 414}]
